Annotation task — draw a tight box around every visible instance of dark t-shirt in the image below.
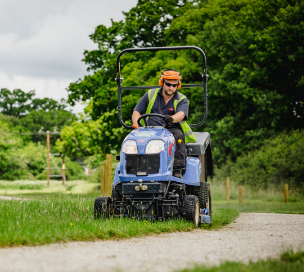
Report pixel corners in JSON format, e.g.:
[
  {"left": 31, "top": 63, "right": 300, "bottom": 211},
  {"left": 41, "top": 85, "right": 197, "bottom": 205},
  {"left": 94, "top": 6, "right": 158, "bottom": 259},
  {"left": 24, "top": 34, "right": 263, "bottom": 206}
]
[{"left": 134, "top": 88, "right": 189, "bottom": 129}]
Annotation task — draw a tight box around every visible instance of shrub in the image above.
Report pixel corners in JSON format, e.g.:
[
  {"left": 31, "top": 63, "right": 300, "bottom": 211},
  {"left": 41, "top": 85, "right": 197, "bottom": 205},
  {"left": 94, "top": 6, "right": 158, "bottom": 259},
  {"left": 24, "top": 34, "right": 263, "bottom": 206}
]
[{"left": 215, "top": 130, "right": 304, "bottom": 190}]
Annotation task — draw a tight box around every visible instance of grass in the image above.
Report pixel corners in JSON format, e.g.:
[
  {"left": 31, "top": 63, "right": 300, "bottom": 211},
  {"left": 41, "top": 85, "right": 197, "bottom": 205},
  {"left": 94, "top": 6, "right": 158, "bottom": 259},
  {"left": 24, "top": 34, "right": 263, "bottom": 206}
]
[
  {"left": 210, "top": 179, "right": 304, "bottom": 214},
  {"left": 178, "top": 250, "right": 304, "bottom": 272},
  {"left": 0, "top": 180, "right": 99, "bottom": 196},
  {"left": 0, "top": 192, "right": 238, "bottom": 247},
  {"left": 1, "top": 178, "right": 303, "bottom": 248}
]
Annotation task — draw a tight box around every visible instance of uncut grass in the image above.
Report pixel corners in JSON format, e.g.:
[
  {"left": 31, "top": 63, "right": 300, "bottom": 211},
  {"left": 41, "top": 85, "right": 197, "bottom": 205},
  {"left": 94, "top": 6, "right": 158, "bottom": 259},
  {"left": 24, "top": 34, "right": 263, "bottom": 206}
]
[
  {"left": 178, "top": 250, "right": 304, "bottom": 272},
  {"left": 0, "top": 194, "right": 238, "bottom": 247}
]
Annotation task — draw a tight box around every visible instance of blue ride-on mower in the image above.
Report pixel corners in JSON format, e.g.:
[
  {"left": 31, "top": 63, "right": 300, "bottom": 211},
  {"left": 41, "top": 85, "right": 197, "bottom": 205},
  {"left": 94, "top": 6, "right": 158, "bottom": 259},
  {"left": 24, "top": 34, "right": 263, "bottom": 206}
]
[{"left": 94, "top": 46, "right": 213, "bottom": 226}]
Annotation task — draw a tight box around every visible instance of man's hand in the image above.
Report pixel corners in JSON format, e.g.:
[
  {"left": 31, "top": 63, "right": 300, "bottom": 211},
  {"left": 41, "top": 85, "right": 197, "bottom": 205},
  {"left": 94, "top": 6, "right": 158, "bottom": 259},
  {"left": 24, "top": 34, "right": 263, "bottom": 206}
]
[{"left": 165, "top": 115, "right": 174, "bottom": 125}]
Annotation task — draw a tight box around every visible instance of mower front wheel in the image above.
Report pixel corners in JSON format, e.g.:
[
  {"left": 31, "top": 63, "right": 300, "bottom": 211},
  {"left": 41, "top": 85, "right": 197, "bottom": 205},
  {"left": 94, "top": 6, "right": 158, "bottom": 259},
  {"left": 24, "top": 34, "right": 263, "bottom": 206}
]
[{"left": 183, "top": 195, "right": 200, "bottom": 227}]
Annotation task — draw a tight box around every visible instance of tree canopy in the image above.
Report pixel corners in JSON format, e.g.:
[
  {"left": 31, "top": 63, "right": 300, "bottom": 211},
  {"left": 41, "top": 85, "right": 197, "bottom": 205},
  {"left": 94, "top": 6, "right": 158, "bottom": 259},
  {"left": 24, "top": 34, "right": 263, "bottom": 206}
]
[
  {"left": 0, "top": 88, "right": 68, "bottom": 117},
  {"left": 61, "top": 0, "right": 304, "bottom": 165}
]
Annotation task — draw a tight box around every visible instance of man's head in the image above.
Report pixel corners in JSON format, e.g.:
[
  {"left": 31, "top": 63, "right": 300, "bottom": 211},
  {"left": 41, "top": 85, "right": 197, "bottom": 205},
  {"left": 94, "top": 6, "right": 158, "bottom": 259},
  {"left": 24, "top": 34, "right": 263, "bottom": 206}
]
[{"left": 159, "top": 69, "right": 182, "bottom": 97}]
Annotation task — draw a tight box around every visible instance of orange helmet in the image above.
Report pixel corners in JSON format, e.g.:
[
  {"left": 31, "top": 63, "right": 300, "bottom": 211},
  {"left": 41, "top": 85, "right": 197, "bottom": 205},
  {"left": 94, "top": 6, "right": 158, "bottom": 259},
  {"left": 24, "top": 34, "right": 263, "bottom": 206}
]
[{"left": 159, "top": 69, "right": 182, "bottom": 89}]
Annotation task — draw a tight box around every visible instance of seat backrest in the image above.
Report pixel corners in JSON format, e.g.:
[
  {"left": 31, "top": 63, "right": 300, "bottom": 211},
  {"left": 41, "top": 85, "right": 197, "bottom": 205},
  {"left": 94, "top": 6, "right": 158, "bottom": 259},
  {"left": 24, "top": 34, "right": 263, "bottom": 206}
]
[{"left": 186, "top": 132, "right": 211, "bottom": 155}]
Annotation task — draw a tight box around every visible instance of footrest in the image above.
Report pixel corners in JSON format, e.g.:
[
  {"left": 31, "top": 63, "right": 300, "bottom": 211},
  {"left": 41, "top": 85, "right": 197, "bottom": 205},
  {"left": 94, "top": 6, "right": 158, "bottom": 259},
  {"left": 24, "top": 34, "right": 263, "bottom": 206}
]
[
  {"left": 199, "top": 208, "right": 211, "bottom": 224},
  {"left": 200, "top": 215, "right": 211, "bottom": 224}
]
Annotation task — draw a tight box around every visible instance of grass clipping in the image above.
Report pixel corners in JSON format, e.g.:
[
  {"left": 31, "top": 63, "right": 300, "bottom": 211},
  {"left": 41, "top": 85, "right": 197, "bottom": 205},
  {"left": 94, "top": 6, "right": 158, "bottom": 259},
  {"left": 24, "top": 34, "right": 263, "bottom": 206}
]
[{"left": 0, "top": 195, "right": 238, "bottom": 247}]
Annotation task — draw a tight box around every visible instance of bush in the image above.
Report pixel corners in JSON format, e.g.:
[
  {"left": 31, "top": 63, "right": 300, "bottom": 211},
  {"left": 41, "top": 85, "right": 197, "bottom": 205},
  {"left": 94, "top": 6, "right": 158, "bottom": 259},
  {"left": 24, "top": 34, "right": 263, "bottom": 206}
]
[
  {"left": 0, "top": 142, "right": 46, "bottom": 180},
  {"left": 215, "top": 130, "right": 304, "bottom": 190}
]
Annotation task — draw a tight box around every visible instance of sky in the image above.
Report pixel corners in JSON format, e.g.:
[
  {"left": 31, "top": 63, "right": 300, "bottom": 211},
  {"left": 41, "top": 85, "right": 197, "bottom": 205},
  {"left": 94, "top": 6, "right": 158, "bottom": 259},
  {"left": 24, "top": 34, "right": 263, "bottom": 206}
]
[{"left": 0, "top": 0, "right": 138, "bottom": 113}]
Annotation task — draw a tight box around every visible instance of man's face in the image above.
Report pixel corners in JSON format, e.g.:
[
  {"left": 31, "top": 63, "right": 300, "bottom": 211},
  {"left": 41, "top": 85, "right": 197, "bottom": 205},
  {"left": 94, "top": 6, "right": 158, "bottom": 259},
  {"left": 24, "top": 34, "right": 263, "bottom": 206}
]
[{"left": 163, "top": 79, "right": 179, "bottom": 97}]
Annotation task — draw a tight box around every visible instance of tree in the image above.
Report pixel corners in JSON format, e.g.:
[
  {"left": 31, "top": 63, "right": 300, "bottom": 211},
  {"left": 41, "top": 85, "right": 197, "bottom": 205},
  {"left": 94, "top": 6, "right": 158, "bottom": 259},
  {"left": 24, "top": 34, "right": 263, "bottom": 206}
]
[
  {"left": 63, "top": 0, "right": 304, "bottom": 166},
  {"left": 20, "top": 110, "right": 76, "bottom": 146},
  {"left": 0, "top": 88, "right": 35, "bottom": 117},
  {"left": 67, "top": 0, "right": 200, "bottom": 120},
  {"left": 0, "top": 88, "right": 68, "bottom": 117},
  {"left": 168, "top": 0, "right": 304, "bottom": 164}
]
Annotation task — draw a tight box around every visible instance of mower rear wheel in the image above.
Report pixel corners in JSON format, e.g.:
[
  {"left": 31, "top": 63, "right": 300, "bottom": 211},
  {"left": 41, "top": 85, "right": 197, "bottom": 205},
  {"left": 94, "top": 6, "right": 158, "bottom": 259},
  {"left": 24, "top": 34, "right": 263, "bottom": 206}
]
[
  {"left": 94, "top": 196, "right": 111, "bottom": 219},
  {"left": 198, "top": 182, "right": 209, "bottom": 208},
  {"left": 183, "top": 195, "right": 200, "bottom": 227}
]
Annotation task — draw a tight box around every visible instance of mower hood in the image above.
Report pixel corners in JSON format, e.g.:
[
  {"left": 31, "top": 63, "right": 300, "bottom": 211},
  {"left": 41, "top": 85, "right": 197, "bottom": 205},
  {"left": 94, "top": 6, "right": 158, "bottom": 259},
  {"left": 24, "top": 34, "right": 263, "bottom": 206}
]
[{"left": 122, "top": 127, "right": 175, "bottom": 155}]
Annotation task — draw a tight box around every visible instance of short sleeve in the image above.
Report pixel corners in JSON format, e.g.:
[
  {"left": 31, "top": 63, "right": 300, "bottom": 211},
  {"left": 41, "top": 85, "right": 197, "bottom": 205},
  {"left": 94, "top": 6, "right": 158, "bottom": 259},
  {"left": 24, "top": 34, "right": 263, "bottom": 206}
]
[
  {"left": 134, "top": 92, "right": 149, "bottom": 115},
  {"left": 176, "top": 98, "right": 189, "bottom": 121}
]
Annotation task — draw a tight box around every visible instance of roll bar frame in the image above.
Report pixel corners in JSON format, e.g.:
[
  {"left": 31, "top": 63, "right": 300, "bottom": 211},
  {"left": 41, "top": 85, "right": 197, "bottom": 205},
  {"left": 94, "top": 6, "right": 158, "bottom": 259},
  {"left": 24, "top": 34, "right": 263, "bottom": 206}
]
[{"left": 116, "top": 46, "right": 209, "bottom": 129}]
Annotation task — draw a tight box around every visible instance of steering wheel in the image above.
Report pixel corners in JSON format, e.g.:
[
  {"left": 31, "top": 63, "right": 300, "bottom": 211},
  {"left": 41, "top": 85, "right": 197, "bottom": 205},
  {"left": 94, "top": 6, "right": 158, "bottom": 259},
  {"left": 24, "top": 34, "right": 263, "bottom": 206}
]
[{"left": 137, "top": 113, "right": 168, "bottom": 128}]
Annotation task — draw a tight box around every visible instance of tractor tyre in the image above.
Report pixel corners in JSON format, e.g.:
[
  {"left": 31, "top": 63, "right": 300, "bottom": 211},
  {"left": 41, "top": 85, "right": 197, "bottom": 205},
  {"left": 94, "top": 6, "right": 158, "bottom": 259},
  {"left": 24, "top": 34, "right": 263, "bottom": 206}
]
[
  {"left": 183, "top": 195, "right": 200, "bottom": 227},
  {"left": 198, "top": 182, "right": 209, "bottom": 209},
  {"left": 94, "top": 196, "right": 111, "bottom": 219},
  {"left": 111, "top": 189, "right": 120, "bottom": 215}
]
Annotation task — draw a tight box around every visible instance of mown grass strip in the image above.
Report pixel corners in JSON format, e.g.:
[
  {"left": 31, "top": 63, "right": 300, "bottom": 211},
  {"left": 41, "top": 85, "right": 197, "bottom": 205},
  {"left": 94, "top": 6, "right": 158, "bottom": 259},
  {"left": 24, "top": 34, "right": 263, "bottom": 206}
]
[
  {"left": 178, "top": 250, "right": 304, "bottom": 272},
  {"left": 0, "top": 195, "right": 238, "bottom": 247}
]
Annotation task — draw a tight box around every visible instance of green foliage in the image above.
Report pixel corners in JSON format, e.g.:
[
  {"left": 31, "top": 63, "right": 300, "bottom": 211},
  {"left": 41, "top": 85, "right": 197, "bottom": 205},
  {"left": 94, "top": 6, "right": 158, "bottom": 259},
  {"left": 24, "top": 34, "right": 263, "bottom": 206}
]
[
  {"left": 0, "top": 90, "right": 80, "bottom": 180},
  {"left": 0, "top": 116, "right": 85, "bottom": 181},
  {"left": 0, "top": 88, "right": 76, "bottom": 147},
  {"left": 2, "top": 142, "right": 48, "bottom": 180},
  {"left": 0, "top": 193, "right": 238, "bottom": 247},
  {"left": 20, "top": 109, "right": 75, "bottom": 146},
  {"left": 56, "top": 107, "right": 127, "bottom": 157},
  {"left": 64, "top": 0, "right": 304, "bottom": 166},
  {"left": 215, "top": 130, "right": 304, "bottom": 189},
  {"left": 182, "top": 0, "right": 304, "bottom": 164},
  {"left": 179, "top": 250, "right": 304, "bottom": 272}
]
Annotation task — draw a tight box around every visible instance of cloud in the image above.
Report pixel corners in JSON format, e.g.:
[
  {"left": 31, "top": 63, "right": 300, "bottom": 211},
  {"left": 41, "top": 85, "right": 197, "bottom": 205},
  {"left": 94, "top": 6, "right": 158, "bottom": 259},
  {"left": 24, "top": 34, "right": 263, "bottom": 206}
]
[
  {"left": 0, "top": 0, "right": 138, "bottom": 113},
  {"left": 0, "top": 70, "right": 85, "bottom": 113}
]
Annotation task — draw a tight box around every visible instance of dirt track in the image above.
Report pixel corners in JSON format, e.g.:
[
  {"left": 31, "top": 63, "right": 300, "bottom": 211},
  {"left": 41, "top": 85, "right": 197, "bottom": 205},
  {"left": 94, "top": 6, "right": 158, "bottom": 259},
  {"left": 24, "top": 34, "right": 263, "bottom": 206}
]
[{"left": 1, "top": 213, "right": 304, "bottom": 272}]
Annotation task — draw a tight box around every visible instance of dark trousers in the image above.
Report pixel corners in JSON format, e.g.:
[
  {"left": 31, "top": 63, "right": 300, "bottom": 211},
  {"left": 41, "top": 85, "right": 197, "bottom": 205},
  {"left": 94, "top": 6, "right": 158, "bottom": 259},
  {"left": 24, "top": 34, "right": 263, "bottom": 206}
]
[{"left": 167, "top": 127, "right": 187, "bottom": 172}]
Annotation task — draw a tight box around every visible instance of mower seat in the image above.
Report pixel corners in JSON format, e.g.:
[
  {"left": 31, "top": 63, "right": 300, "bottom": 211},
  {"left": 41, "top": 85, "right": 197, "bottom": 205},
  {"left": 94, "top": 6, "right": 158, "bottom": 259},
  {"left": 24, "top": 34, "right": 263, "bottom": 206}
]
[{"left": 186, "top": 132, "right": 210, "bottom": 155}]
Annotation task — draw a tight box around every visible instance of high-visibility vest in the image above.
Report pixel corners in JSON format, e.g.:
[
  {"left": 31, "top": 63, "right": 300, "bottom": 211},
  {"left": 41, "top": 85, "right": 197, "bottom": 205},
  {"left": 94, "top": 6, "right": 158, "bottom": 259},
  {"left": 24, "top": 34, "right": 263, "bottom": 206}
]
[{"left": 143, "top": 88, "right": 196, "bottom": 144}]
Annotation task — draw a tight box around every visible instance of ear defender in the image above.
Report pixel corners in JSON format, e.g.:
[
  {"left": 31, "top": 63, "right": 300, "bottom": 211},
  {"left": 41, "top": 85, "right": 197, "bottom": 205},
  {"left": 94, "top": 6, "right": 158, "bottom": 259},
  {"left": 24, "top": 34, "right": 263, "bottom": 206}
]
[
  {"left": 158, "top": 77, "right": 164, "bottom": 87},
  {"left": 159, "top": 69, "right": 182, "bottom": 89}
]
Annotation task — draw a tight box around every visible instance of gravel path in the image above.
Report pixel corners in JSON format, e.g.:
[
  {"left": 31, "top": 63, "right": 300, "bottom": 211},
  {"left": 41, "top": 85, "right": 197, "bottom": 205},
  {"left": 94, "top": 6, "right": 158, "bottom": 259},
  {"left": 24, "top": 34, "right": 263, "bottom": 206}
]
[{"left": 1, "top": 213, "right": 304, "bottom": 272}]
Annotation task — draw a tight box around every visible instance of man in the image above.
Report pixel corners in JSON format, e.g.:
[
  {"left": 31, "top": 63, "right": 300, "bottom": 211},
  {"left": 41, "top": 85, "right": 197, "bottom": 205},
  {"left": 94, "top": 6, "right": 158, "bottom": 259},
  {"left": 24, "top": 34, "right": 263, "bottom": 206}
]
[{"left": 132, "top": 69, "right": 196, "bottom": 178}]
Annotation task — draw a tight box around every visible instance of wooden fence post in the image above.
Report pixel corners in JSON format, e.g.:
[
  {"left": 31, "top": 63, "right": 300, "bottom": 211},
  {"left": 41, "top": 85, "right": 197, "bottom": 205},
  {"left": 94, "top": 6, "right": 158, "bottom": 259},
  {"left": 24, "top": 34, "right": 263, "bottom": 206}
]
[
  {"left": 239, "top": 186, "right": 243, "bottom": 203},
  {"left": 226, "top": 178, "right": 230, "bottom": 201},
  {"left": 106, "top": 154, "right": 113, "bottom": 195},
  {"left": 284, "top": 184, "right": 288, "bottom": 203},
  {"left": 104, "top": 160, "right": 108, "bottom": 196},
  {"left": 100, "top": 165, "right": 105, "bottom": 196}
]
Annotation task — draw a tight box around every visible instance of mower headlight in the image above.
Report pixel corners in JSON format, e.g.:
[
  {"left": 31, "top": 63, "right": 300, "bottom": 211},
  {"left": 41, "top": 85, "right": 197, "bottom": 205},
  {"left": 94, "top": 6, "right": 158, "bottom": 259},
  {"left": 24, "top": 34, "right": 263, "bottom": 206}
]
[
  {"left": 122, "top": 140, "right": 138, "bottom": 154},
  {"left": 145, "top": 140, "right": 165, "bottom": 154}
]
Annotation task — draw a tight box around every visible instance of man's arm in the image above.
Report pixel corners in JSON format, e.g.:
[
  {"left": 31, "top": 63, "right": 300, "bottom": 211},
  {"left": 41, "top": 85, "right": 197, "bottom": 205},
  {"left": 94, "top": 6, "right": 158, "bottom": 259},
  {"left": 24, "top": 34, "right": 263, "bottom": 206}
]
[
  {"left": 171, "top": 111, "right": 185, "bottom": 123},
  {"left": 132, "top": 110, "right": 142, "bottom": 127}
]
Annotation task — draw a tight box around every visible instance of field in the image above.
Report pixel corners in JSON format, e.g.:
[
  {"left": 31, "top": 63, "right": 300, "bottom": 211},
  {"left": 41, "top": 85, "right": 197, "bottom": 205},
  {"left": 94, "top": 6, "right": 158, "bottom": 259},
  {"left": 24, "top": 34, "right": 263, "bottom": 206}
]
[
  {"left": 0, "top": 179, "right": 303, "bottom": 248},
  {"left": 210, "top": 179, "right": 304, "bottom": 214}
]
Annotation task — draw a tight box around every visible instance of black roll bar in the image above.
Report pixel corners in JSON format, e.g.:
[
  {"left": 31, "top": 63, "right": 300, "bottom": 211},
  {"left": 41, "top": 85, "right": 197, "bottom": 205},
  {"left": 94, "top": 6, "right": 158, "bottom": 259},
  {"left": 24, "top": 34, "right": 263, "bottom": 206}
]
[{"left": 116, "top": 46, "right": 208, "bottom": 129}]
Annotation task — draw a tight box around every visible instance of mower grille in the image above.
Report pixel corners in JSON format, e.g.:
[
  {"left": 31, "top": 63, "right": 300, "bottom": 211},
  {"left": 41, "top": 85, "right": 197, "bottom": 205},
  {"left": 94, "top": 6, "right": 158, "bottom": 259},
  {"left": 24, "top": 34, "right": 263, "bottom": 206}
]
[{"left": 126, "top": 155, "right": 160, "bottom": 175}]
